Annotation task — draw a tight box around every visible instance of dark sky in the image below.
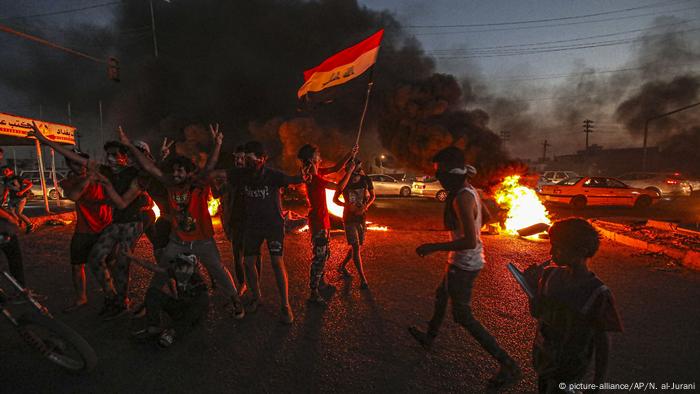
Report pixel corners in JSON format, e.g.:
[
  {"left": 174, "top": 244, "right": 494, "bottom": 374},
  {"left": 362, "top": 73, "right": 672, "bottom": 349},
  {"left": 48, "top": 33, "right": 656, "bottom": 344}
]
[{"left": 1, "top": 0, "right": 699, "bottom": 160}]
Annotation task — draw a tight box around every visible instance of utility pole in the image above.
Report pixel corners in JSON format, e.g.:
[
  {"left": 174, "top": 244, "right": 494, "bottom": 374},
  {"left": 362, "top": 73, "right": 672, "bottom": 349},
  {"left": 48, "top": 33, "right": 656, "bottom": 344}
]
[
  {"left": 99, "top": 100, "right": 104, "bottom": 160},
  {"left": 583, "top": 119, "right": 594, "bottom": 151},
  {"left": 500, "top": 130, "right": 511, "bottom": 150},
  {"left": 542, "top": 139, "right": 550, "bottom": 161},
  {"left": 150, "top": 0, "right": 159, "bottom": 57}
]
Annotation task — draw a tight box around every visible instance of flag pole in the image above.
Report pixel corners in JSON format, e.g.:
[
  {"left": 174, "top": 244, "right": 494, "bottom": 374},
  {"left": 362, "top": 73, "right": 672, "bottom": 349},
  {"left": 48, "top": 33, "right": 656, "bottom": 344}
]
[{"left": 355, "top": 69, "right": 375, "bottom": 147}]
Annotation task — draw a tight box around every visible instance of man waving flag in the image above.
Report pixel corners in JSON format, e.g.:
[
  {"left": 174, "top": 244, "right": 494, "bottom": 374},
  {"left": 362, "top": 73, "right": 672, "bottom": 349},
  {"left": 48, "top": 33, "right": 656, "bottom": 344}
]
[{"left": 297, "top": 29, "right": 384, "bottom": 98}]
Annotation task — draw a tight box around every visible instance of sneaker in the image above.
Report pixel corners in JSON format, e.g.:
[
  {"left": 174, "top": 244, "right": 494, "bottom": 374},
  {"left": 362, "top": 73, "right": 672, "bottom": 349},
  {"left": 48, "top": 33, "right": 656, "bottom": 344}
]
[
  {"left": 131, "top": 327, "right": 161, "bottom": 341},
  {"left": 231, "top": 298, "right": 245, "bottom": 320},
  {"left": 280, "top": 305, "right": 294, "bottom": 325},
  {"left": 158, "top": 329, "right": 176, "bottom": 348},
  {"left": 102, "top": 302, "right": 129, "bottom": 321},
  {"left": 487, "top": 359, "right": 522, "bottom": 391},
  {"left": 131, "top": 302, "right": 146, "bottom": 318},
  {"left": 408, "top": 326, "right": 435, "bottom": 350}
]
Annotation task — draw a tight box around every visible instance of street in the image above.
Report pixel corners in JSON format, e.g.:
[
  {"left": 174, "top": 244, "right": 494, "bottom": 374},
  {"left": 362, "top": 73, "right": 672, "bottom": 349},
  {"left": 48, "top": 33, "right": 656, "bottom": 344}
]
[{"left": 1, "top": 197, "right": 698, "bottom": 393}]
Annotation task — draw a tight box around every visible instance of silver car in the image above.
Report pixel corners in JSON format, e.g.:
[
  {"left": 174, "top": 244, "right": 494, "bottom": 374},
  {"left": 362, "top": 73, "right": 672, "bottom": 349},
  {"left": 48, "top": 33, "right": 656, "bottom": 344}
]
[
  {"left": 18, "top": 170, "right": 66, "bottom": 200},
  {"left": 367, "top": 174, "right": 412, "bottom": 197},
  {"left": 616, "top": 172, "right": 691, "bottom": 198},
  {"left": 537, "top": 171, "right": 580, "bottom": 190},
  {"left": 412, "top": 178, "right": 447, "bottom": 201}
]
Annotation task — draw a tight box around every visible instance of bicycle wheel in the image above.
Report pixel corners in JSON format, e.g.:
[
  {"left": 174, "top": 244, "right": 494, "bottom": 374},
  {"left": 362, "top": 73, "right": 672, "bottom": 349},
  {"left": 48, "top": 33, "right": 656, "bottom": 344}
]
[{"left": 17, "top": 312, "right": 97, "bottom": 373}]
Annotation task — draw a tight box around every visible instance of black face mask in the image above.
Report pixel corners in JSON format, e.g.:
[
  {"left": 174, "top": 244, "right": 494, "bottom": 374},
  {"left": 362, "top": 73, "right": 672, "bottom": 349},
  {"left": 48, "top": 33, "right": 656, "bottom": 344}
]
[{"left": 436, "top": 171, "right": 467, "bottom": 193}]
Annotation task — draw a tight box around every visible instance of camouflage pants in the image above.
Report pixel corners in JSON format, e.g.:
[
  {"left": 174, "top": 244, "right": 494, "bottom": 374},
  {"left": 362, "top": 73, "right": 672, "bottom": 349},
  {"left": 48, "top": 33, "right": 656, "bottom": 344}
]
[
  {"left": 87, "top": 221, "right": 143, "bottom": 305},
  {"left": 309, "top": 229, "right": 330, "bottom": 289}
]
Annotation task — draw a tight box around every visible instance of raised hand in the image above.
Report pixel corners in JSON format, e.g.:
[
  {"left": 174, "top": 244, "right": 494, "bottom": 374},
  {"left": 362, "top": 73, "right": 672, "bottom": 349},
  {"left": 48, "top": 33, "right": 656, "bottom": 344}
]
[
  {"left": 117, "top": 126, "right": 131, "bottom": 146},
  {"left": 161, "top": 137, "right": 175, "bottom": 159},
  {"left": 209, "top": 123, "right": 223, "bottom": 146},
  {"left": 27, "top": 121, "right": 48, "bottom": 142}
]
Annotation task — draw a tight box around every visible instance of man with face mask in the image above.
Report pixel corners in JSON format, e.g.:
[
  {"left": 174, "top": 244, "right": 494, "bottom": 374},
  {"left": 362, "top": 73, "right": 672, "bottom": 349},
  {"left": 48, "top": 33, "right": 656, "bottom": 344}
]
[
  {"left": 119, "top": 125, "right": 246, "bottom": 320},
  {"left": 212, "top": 145, "right": 261, "bottom": 296},
  {"left": 296, "top": 143, "right": 358, "bottom": 305},
  {"left": 30, "top": 124, "right": 148, "bottom": 320},
  {"left": 212, "top": 140, "right": 306, "bottom": 324},
  {"left": 408, "top": 146, "right": 522, "bottom": 391}
]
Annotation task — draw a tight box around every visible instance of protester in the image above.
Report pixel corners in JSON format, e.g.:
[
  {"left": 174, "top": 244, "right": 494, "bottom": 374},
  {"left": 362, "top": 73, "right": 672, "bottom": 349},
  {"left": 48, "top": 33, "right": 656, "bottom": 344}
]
[
  {"left": 296, "top": 143, "right": 357, "bottom": 304},
  {"left": 408, "top": 146, "right": 521, "bottom": 390},
  {"left": 211, "top": 140, "right": 306, "bottom": 323},
  {"left": 60, "top": 151, "right": 113, "bottom": 313},
  {"left": 212, "top": 145, "right": 261, "bottom": 296},
  {"left": 127, "top": 252, "right": 209, "bottom": 348},
  {"left": 119, "top": 125, "right": 246, "bottom": 320},
  {"left": 523, "top": 218, "right": 623, "bottom": 393},
  {"left": 29, "top": 123, "right": 149, "bottom": 320},
  {"left": 0, "top": 207, "right": 25, "bottom": 286},
  {"left": 333, "top": 158, "right": 374, "bottom": 289},
  {"left": 1, "top": 166, "right": 34, "bottom": 233}
]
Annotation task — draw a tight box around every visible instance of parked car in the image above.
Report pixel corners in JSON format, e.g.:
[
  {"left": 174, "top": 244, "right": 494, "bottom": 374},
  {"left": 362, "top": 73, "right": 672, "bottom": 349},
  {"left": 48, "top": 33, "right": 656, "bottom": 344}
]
[
  {"left": 412, "top": 177, "right": 447, "bottom": 202},
  {"left": 367, "top": 174, "right": 412, "bottom": 197},
  {"left": 538, "top": 176, "right": 659, "bottom": 209},
  {"left": 616, "top": 172, "right": 691, "bottom": 198},
  {"left": 536, "top": 170, "right": 580, "bottom": 190},
  {"left": 18, "top": 170, "right": 67, "bottom": 200}
]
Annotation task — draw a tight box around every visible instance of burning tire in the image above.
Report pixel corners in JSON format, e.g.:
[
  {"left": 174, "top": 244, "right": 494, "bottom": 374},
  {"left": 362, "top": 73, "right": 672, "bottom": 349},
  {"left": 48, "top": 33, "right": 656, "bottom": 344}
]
[
  {"left": 399, "top": 187, "right": 411, "bottom": 197},
  {"left": 570, "top": 195, "right": 587, "bottom": 209},
  {"left": 435, "top": 190, "right": 448, "bottom": 202},
  {"left": 634, "top": 195, "right": 652, "bottom": 209}
]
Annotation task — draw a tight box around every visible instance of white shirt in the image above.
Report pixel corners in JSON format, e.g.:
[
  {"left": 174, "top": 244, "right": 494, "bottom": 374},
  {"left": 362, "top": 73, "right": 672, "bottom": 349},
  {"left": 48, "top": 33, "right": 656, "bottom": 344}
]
[{"left": 447, "top": 186, "right": 485, "bottom": 271}]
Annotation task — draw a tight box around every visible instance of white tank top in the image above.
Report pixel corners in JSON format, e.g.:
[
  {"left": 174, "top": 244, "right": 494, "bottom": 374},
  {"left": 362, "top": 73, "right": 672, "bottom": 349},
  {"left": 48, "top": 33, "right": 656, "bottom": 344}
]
[{"left": 448, "top": 186, "right": 485, "bottom": 271}]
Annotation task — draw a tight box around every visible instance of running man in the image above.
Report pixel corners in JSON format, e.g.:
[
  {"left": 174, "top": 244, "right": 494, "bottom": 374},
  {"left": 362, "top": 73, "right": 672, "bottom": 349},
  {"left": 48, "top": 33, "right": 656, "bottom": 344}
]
[
  {"left": 1, "top": 166, "right": 34, "bottom": 233},
  {"left": 296, "top": 143, "right": 357, "bottom": 304},
  {"left": 408, "top": 147, "right": 521, "bottom": 390}
]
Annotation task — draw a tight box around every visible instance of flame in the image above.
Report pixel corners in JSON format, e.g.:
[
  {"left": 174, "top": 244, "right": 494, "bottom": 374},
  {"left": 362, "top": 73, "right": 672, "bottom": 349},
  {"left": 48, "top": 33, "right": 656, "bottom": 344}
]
[
  {"left": 367, "top": 225, "right": 389, "bottom": 231},
  {"left": 296, "top": 224, "right": 310, "bottom": 233},
  {"left": 152, "top": 204, "right": 161, "bottom": 219},
  {"left": 494, "top": 175, "right": 550, "bottom": 236},
  {"left": 326, "top": 189, "right": 344, "bottom": 218},
  {"left": 208, "top": 194, "right": 220, "bottom": 216}
]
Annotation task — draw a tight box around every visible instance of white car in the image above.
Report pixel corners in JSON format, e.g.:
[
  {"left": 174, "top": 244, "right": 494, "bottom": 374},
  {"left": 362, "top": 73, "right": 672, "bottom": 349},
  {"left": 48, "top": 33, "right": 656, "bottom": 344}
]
[
  {"left": 537, "top": 171, "right": 580, "bottom": 190},
  {"left": 18, "top": 170, "right": 67, "bottom": 200},
  {"left": 412, "top": 177, "right": 447, "bottom": 202},
  {"left": 367, "top": 174, "right": 412, "bottom": 197}
]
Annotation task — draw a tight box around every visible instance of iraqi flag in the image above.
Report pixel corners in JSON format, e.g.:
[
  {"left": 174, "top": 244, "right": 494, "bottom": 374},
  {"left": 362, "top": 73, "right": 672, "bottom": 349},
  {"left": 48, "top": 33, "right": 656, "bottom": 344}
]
[{"left": 297, "top": 29, "right": 384, "bottom": 98}]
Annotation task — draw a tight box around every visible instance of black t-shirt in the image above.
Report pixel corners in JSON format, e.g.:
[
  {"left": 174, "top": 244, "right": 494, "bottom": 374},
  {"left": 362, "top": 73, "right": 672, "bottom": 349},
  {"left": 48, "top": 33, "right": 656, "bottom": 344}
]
[
  {"left": 341, "top": 174, "right": 373, "bottom": 224},
  {"left": 101, "top": 165, "right": 149, "bottom": 223},
  {"left": 228, "top": 167, "right": 302, "bottom": 231}
]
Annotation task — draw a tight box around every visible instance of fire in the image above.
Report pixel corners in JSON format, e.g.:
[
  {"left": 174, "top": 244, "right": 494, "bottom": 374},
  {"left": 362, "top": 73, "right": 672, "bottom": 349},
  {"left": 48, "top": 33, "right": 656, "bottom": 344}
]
[
  {"left": 152, "top": 204, "right": 161, "bottom": 219},
  {"left": 326, "top": 189, "right": 344, "bottom": 218},
  {"left": 494, "top": 175, "right": 550, "bottom": 235},
  {"left": 208, "top": 194, "right": 220, "bottom": 216}
]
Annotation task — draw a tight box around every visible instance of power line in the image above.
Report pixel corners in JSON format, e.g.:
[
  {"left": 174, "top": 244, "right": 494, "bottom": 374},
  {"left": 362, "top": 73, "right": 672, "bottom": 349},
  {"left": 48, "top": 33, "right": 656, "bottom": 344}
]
[
  {"left": 487, "top": 62, "right": 700, "bottom": 83},
  {"left": 405, "top": 0, "right": 690, "bottom": 28},
  {"left": 0, "top": 1, "right": 122, "bottom": 21},
  {"left": 412, "top": 4, "right": 700, "bottom": 36},
  {"left": 427, "top": 19, "right": 697, "bottom": 54},
  {"left": 433, "top": 27, "right": 700, "bottom": 58}
]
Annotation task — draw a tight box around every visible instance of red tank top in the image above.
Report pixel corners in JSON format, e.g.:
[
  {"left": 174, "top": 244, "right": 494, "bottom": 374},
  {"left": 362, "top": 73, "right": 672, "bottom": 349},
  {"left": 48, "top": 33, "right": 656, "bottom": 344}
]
[{"left": 76, "top": 182, "right": 112, "bottom": 234}]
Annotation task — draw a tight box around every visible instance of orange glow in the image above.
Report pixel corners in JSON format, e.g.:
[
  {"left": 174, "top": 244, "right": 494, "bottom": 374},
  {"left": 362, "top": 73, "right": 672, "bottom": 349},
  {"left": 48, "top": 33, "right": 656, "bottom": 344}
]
[
  {"left": 152, "top": 204, "right": 161, "bottom": 219},
  {"left": 296, "top": 224, "right": 310, "bottom": 233},
  {"left": 367, "top": 225, "right": 389, "bottom": 231},
  {"left": 494, "top": 175, "right": 550, "bottom": 236},
  {"left": 208, "top": 194, "right": 220, "bottom": 217},
  {"left": 326, "top": 189, "right": 344, "bottom": 218}
]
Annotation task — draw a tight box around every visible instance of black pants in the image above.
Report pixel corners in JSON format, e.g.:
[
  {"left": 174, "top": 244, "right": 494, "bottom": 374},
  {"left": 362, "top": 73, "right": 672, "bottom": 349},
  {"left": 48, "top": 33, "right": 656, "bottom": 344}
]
[
  {"left": 1, "top": 236, "right": 24, "bottom": 286},
  {"left": 145, "top": 287, "right": 209, "bottom": 333},
  {"left": 428, "top": 266, "right": 511, "bottom": 364}
]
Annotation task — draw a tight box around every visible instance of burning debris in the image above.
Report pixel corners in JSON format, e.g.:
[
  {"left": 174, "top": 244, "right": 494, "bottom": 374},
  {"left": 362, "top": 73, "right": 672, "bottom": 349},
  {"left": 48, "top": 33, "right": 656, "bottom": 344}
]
[{"left": 494, "top": 175, "right": 551, "bottom": 237}]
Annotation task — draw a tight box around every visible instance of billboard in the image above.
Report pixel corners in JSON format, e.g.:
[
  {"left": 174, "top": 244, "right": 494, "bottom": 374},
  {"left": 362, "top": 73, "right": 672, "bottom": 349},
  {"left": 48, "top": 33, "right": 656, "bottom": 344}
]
[{"left": 0, "top": 112, "right": 76, "bottom": 145}]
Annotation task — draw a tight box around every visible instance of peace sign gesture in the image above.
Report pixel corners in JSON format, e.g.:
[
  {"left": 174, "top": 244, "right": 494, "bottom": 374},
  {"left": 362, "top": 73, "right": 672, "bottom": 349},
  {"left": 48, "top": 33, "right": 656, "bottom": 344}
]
[
  {"left": 161, "top": 137, "right": 175, "bottom": 160},
  {"left": 209, "top": 123, "right": 223, "bottom": 146}
]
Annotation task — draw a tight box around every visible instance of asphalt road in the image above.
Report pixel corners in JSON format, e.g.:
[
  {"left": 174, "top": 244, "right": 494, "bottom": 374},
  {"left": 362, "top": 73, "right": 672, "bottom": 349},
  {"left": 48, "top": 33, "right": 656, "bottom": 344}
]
[{"left": 1, "top": 198, "right": 699, "bottom": 393}]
